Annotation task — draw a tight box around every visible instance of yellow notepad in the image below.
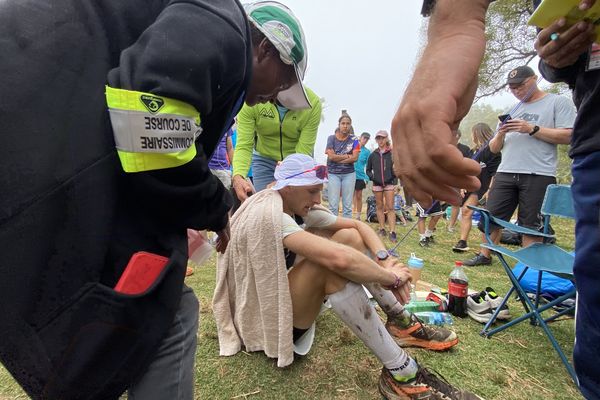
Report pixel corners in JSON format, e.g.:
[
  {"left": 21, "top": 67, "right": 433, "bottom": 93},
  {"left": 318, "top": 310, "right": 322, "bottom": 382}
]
[{"left": 528, "top": 0, "right": 600, "bottom": 37}]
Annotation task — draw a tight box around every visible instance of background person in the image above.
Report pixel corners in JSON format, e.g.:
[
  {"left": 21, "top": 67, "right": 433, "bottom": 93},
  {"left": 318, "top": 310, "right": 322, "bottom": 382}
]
[
  {"left": 463, "top": 66, "right": 575, "bottom": 266},
  {"left": 366, "top": 131, "right": 400, "bottom": 242},
  {"left": 353, "top": 132, "right": 371, "bottom": 220},
  {"left": 232, "top": 86, "right": 322, "bottom": 201},
  {"left": 214, "top": 154, "right": 472, "bottom": 400},
  {"left": 208, "top": 127, "right": 235, "bottom": 189},
  {"left": 447, "top": 129, "right": 474, "bottom": 232},
  {"left": 452, "top": 123, "right": 501, "bottom": 253},
  {"left": 325, "top": 111, "right": 360, "bottom": 218}
]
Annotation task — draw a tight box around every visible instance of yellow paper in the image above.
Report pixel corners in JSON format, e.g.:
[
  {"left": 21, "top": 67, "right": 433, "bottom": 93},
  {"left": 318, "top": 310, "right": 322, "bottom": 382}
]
[{"left": 528, "top": 0, "right": 600, "bottom": 37}]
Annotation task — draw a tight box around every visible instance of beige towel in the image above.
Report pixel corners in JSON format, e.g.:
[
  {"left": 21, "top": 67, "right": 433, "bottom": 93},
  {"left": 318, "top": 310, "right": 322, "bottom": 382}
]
[{"left": 212, "top": 189, "right": 294, "bottom": 367}]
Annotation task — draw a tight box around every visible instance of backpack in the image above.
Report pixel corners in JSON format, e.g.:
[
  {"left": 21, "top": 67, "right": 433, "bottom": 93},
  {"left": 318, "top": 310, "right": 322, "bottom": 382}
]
[{"left": 366, "top": 195, "right": 378, "bottom": 223}]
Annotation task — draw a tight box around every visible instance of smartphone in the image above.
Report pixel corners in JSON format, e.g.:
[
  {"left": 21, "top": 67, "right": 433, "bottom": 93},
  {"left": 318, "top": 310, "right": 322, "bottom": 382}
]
[
  {"left": 498, "top": 114, "right": 512, "bottom": 122},
  {"left": 114, "top": 251, "right": 169, "bottom": 295}
]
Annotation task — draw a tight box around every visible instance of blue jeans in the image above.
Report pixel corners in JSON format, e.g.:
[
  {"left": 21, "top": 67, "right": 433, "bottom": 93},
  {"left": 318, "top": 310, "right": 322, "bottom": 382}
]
[
  {"left": 128, "top": 286, "right": 199, "bottom": 400},
  {"left": 328, "top": 172, "right": 356, "bottom": 218},
  {"left": 571, "top": 152, "right": 600, "bottom": 400},
  {"left": 251, "top": 152, "right": 278, "bottom": 192}
]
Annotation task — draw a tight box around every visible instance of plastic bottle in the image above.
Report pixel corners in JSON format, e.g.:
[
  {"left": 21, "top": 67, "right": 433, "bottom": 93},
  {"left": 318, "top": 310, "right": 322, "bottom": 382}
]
[
  {"left": 413, "top": 312, "right": 454, "bottom": 326},
  {"left": 407, "top": 253, "right": 424, "bottom": 283},
  {"left": 448, "top": 261, "right": 468, "bottom": 318},
  {"left": 409, "top": 284, "right": 417, "bottom": 303}
]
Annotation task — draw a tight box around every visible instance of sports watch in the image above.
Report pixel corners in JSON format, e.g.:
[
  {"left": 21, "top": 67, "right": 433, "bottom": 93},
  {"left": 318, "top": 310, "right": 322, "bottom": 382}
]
[
  {"left": 376, "top": 250, "right": 389, "bottom": 261},
  {"left": 529, "top": 125, "right": 540, "bottom": 136}
]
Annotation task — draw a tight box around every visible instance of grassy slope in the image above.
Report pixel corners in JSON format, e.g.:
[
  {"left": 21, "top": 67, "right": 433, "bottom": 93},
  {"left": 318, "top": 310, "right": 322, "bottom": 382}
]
[{"left": 0, "top": 214, "right": 579, "bottom": 400}]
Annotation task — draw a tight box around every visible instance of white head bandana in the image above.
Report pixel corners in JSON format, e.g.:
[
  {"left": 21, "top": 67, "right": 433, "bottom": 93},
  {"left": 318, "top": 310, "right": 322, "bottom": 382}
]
[{"left": 271, "top": 154, "right": 327, "bottom": 191}]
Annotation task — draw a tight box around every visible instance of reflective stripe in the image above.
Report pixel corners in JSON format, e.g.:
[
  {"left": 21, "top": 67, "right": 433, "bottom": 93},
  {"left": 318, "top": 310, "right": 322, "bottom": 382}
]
[{"left": 105, "top": 86, "right": 202, "bottom": 173}]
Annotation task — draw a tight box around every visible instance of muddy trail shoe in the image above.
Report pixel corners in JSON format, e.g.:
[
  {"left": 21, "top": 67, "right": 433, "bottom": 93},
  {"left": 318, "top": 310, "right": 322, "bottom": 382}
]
[
  {"left": 379, "top": 367, "right": 484, "bottom": 400},
  {"left": 386, "top": 313, "right": 458, "bottom": 351}
]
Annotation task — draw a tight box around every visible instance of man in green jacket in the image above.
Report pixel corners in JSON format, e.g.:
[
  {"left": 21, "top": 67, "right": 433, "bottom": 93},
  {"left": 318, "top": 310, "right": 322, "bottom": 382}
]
[{"left": 232, "top": 86, "right": 322, "bottom": 201}]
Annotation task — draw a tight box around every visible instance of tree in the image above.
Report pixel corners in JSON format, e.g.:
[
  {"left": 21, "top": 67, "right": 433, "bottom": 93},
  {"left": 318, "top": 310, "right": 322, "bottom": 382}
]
[{"left": 477, "top": 0, "right": 537, "bottom": 101}]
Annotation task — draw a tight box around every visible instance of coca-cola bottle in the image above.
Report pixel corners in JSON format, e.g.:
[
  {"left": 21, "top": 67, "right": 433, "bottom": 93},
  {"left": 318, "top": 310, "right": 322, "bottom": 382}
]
[{"left": 448, "top": 261, "right": 468, "bottom": 317}]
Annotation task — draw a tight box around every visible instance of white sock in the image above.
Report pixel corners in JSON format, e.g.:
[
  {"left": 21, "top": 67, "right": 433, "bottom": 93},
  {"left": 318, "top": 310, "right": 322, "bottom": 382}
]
[
  {"left": 419, "top": 233, "right": 427, "bottom": 240},
  {"left": 363, "top": 283, "right": 404, "bottom": 317},
  {"left": 425, "top": 229, "right": 433, "bottom": 237},
  {"left": 328, "top": 282, "right": 415, "bottom": 377}
]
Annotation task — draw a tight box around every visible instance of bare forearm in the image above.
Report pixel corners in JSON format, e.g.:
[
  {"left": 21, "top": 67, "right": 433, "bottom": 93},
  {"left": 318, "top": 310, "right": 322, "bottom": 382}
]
[
  {"left": 328, "top": 153, "right": 352, "bottom": 163},
  {"left": 534, "top": 127, "right": 572, "bottom": 145},
  {"left": 488, "top": 133, "right": 504, "bottom": 153},
  {"left": 337, "top": 247, "right": 397, "bottom": 287},
  {"left": 417, "top": 1, "right": 488, "bottom": 94}
]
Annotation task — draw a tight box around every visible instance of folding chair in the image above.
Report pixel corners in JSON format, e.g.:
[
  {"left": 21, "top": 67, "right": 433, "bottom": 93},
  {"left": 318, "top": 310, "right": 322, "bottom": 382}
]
[{"left": 469, "top": 184, "right": 576, "bottom": 382}]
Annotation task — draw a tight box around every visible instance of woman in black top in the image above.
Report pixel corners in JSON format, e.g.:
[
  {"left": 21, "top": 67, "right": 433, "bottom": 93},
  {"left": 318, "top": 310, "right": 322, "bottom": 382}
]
[{"left": 452, "top": 123, "right": 502, "bottom": 253}]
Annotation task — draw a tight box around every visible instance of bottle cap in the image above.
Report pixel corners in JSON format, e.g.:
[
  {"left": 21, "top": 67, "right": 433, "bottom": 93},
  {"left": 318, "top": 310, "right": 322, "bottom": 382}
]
[{"left": 455, "top": 261, "right": 463, "bottom": 267}]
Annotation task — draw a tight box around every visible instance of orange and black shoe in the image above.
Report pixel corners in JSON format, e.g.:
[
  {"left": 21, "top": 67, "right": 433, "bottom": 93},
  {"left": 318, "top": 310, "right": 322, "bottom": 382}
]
[
  {"left": 379, "top": 367, "right": 484, "bottom": 400},
  {"left": 386, "top": 313, "right": 458, "bottom": 351}
]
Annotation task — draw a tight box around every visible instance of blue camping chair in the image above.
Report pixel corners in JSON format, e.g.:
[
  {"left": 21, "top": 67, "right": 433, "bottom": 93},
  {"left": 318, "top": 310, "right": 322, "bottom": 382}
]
[{"left": 469, "top": 184, "right": 576, "bottom": 382}]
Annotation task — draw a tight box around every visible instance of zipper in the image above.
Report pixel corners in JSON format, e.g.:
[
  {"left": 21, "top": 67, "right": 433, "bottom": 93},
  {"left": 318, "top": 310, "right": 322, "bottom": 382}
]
[
  {"left": 279, "top": 110, "right": 286, "bottom": 161},
  {"left": 379, "top": 150, "right": 385, "bottom": 186}
]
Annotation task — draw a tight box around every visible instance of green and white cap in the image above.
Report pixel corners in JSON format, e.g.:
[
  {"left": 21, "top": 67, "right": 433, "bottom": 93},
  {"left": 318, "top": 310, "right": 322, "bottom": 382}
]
[{"left": 245, "top": 1, "right": 311, "bottom": 110}]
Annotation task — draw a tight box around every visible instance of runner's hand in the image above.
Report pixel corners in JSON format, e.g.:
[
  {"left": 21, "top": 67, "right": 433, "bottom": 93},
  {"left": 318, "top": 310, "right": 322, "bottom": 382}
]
[{"left": 384, "top": 260, "right": 412, "bottom": 305}]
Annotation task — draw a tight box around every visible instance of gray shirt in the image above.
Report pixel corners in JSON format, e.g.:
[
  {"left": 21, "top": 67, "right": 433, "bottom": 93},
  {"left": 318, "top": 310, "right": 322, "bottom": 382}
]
[{"left": 497, "top": 93, "right": 576, "bottom": 177}]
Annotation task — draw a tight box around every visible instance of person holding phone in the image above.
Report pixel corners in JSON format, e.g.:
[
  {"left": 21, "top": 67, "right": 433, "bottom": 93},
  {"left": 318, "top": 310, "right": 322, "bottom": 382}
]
[{"left": 462, "top": 66, "right": 576, "bottom": 266}]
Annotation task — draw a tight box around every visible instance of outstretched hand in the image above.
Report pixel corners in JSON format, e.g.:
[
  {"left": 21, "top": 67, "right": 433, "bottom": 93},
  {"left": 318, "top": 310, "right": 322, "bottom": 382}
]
[{"left": 392, "top": 96, "right": 481, "bottom": 207}]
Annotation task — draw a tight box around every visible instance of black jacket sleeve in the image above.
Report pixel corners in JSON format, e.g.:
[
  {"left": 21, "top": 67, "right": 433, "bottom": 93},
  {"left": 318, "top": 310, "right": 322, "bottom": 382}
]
[
  {"left": 108, "top": 0, "right": 250, "bottom": 232},
  {"left": 366, "top": 153, "right": 374, "bottom": 181},
  {"left": 538, "top": 57, "right": 584, "bottom": 89}
]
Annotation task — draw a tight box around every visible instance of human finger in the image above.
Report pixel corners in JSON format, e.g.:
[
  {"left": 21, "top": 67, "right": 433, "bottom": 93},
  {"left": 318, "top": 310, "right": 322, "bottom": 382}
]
[
  {"left": 401, "top": 163, "right": 480, "bottom": 206},
  {"left": 537, "top": 20, "right": 596, "bottom": 66},
  {"left": 579, "top": 0, "right": 596, "bottom": 10},
  {"left": 395, "top": 151, "right": 480, "bottom": 206}
]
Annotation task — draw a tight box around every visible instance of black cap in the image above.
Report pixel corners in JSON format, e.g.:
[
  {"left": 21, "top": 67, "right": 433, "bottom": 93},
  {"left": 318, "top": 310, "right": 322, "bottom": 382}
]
[
  {"left": 361, "top": 132, "right": 370, "bottom": 139},
  {"left": 507, "top": 66, "right": 535, "bottom": 85}
]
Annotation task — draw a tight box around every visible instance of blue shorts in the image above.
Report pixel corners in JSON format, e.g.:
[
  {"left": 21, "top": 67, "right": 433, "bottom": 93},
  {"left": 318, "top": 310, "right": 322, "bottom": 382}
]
[{"left": 572, "top": 152, "right": 600, "bottom": 399}]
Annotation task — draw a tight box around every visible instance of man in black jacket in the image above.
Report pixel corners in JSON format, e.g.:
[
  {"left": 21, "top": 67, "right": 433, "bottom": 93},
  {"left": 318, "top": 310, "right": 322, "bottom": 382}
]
[
  {"left": 534, "top": 2, "right": 600, "bottom": 397},
  {"left": 0, "top": 1, "right": 310, "bottom": 399}
]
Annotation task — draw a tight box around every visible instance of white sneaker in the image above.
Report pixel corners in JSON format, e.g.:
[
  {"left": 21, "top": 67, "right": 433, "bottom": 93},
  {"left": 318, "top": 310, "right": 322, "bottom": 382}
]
[
  {"left": 466, "top": 293, "right": 493, "bottom": 323},
  {"left": 484, "top": 287, "right": 511, "bottom": 320}
]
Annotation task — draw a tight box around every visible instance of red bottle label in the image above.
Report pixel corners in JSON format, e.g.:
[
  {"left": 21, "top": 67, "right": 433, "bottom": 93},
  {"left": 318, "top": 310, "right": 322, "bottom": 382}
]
[{"left": 448, "top": 280, "right": 468, "bottom": 297}]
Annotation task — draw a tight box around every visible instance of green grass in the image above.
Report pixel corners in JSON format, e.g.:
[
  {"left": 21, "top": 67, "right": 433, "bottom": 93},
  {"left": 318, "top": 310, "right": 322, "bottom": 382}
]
[{"left": 0, "top": 213, "right": 579, "bottom": 400}]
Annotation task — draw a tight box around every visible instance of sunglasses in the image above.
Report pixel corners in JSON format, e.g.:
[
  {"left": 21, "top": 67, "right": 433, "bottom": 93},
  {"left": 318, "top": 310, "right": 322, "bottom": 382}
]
[{"left": 283, "top": 165, "right": 328, "bottom": 180}]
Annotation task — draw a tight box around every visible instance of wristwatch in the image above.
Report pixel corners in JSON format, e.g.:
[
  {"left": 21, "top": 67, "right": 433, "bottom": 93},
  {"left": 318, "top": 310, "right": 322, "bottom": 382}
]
[
  {"left": 529, "top": 125, "right": 540, "bottom": 136},
  {"left": 376, "top": 250, "right": 389, "bottom": 261}
]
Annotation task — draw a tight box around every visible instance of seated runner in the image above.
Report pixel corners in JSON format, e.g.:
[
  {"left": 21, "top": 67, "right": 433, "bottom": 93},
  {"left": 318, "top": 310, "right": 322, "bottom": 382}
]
[{"left": 213, "top": 154, "right": 482, "bottom": 400}]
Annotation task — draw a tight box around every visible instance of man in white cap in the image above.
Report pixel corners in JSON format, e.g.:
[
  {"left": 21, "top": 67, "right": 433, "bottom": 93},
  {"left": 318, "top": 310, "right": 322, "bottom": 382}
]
[{"left": 214, "top": 154, "right": 482, "bottom": 400}]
